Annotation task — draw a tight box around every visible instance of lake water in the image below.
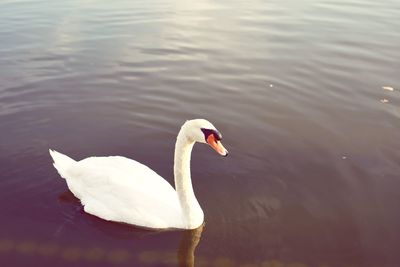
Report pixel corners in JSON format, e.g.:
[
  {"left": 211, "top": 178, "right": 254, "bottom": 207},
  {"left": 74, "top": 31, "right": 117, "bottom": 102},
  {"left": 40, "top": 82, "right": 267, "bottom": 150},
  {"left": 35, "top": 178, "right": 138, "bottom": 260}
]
[{"left": 1, "top": 0, "right": 400, "bottom": 266}]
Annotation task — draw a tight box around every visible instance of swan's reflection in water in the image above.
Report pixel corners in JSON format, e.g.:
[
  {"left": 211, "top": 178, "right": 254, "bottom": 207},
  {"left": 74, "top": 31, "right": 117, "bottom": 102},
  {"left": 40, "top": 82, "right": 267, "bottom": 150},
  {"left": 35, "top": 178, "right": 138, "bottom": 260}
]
[
  {"left": 177, "top": 223, "right": 204, "bottom": 267},
  {"left": 137, "top": 223, "right": 204, "bottom": 267}
]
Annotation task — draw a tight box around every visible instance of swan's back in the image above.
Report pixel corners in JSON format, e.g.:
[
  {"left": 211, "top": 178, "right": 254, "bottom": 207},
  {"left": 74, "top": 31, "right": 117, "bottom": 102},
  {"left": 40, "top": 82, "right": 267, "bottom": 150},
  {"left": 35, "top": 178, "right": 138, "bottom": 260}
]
[{"left": 49, "top": 150, "right": 185, "bottom": 229}]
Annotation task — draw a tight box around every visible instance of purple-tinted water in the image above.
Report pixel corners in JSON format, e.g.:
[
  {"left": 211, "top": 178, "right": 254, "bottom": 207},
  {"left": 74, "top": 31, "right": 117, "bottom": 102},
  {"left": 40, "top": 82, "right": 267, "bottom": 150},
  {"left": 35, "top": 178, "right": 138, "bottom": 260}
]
[{"left": 1, "top": 0, "right": 400, "bottom": 266}]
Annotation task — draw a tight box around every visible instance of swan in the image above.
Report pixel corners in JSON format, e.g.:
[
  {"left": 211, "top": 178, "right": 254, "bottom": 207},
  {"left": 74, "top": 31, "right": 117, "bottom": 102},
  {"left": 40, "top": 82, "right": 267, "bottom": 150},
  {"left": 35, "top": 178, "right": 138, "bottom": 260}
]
[{"left": 49, "top": 119, "right": 228, "bottom": 229}]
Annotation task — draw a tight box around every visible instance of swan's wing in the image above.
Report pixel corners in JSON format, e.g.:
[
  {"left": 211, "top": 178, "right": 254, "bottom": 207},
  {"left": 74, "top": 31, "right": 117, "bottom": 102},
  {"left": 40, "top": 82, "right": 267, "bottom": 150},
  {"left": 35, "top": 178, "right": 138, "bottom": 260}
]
[{"left": 65, "top": 156, "right": 184, "bottom": 229}]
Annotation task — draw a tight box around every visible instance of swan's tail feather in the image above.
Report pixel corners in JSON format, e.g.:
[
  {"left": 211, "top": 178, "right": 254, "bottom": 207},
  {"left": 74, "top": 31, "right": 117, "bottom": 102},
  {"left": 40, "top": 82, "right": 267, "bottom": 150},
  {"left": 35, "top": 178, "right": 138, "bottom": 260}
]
[{"left": 49, "top": 149, "right": 76, "bottom": 179}]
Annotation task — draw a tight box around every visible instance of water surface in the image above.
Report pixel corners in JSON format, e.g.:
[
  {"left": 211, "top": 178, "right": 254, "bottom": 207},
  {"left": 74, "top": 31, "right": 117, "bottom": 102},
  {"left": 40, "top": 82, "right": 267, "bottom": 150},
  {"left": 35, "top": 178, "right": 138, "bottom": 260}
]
[{"left": 1, "top": 0, "right": 400, "bottom": 266}]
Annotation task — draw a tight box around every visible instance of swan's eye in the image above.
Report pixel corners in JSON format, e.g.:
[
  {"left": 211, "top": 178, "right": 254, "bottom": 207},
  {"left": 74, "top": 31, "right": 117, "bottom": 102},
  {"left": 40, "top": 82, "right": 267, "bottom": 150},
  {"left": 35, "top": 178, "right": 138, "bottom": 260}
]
[{"left": 201, "top": 128, "right": 222, "bottom": 141}]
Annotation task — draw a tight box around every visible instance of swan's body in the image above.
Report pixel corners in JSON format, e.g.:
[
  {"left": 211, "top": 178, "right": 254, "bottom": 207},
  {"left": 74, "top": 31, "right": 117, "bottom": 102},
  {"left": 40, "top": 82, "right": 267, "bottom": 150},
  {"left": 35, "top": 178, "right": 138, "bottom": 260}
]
[{"left": 50, "top": 119, "right": 227, "bottom": 229}]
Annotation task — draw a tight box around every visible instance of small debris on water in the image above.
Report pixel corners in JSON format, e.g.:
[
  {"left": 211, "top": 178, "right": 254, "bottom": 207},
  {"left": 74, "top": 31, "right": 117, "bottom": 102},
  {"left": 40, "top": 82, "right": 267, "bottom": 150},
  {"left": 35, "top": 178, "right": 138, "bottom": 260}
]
[
  {"left": 382, "top": 86, "right": 394, "bottom": 91},
  {"left": 380, "top": 99, "right": 389, "bottom": 103},
  {"left": 269, "top": 84, "right": 274, "bottom": 88},
  {"left": 342, "top": 156, "right": 347, "bottom": 160}
]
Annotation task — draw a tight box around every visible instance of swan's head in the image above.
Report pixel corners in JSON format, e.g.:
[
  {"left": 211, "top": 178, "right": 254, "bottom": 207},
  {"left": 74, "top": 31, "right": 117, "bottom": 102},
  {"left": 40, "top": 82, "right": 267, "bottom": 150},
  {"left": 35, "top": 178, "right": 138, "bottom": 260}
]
[{"left": 182, "top": 119, "right": 228, "bottom": 157}]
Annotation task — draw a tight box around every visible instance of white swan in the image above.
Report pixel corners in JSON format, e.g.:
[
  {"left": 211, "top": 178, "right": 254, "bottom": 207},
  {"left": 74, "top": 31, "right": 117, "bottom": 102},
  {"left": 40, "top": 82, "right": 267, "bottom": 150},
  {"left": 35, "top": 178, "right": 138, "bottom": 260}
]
[{"left": 49, "top": 119, "right": 228, "bottom": 229}]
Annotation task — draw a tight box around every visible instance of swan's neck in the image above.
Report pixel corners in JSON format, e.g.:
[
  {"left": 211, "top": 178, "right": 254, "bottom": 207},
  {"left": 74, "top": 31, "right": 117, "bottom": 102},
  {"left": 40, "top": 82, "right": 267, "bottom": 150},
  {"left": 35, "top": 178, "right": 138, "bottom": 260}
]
[{"left": 174, "top": 130, "right": 203, "bottom": 228}]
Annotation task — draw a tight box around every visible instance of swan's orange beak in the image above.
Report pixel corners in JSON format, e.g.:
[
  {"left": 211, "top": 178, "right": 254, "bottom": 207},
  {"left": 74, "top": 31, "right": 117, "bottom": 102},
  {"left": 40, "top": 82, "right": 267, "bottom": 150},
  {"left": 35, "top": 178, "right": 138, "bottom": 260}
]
[{"left": 207, "top": 134, "right": 228, "bottom": 157}]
